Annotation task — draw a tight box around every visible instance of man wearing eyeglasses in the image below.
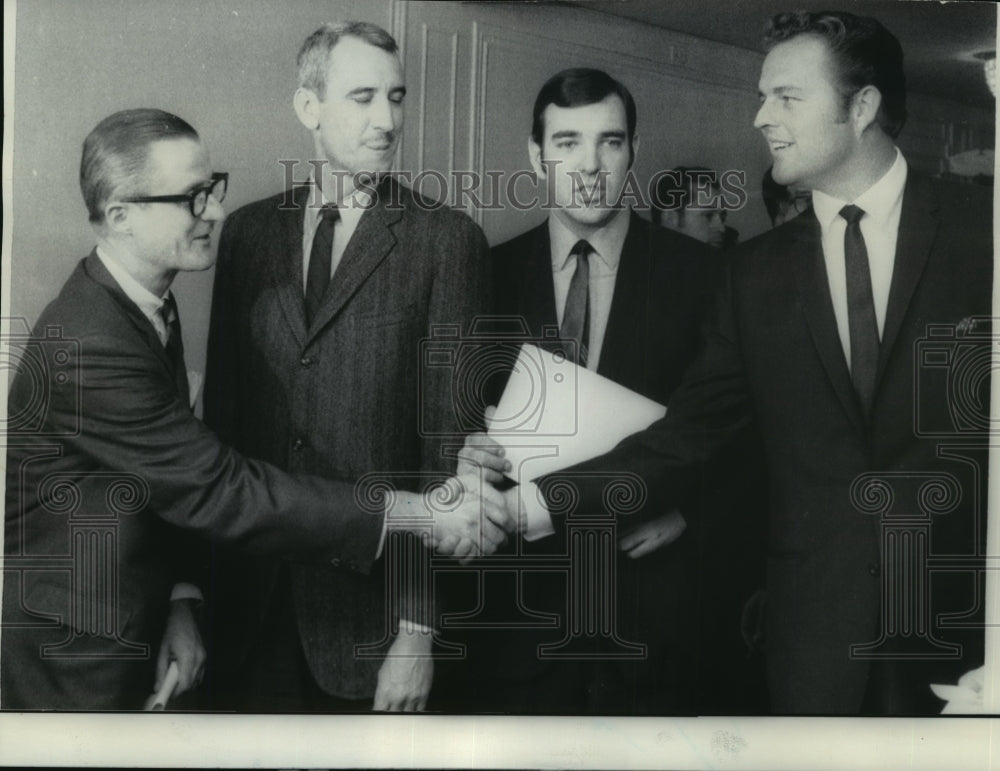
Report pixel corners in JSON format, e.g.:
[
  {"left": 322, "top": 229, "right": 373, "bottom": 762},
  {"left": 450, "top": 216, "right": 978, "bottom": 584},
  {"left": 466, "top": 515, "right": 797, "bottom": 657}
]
[{"left": 2, "top": 108, "right": 504, "bottom": 710}]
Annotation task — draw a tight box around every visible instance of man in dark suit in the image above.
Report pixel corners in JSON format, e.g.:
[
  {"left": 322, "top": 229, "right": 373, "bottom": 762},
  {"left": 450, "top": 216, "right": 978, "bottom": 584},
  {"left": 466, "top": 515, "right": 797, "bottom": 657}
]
[
  {"left": 479, "top": 11, "right": 991, "bottom": 715},
  {"left": 450, "top": 68, "right": 751, "bottom": 714},
  {"left": 2, "top": 109, "right": 501, "bottom": 710},
  {"left": 202, "top": 22, "right": 493, "bottom": 712}
]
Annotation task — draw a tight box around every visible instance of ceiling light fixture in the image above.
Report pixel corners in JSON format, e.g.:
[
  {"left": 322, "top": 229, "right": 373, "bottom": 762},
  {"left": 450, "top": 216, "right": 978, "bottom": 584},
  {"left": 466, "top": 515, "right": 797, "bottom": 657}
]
[{"left": 974, "top": 50, "right": 996, "bottom": 98}]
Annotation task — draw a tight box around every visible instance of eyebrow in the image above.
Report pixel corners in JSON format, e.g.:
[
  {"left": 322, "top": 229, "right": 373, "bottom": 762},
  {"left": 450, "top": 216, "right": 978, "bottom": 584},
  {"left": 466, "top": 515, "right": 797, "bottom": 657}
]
[
  {"left": 345, "top": 86, "right": 407, "bottom": 98},
  {"left": 186, "top": 175, "right": 217, "bottom": 192},
  {"left": 759, "top": 85, "right": 803, "bottom": 97}
]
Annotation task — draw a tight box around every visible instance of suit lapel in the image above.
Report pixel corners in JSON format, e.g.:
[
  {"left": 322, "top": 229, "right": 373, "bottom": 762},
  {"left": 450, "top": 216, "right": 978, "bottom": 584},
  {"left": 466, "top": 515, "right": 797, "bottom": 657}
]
[
  {"left": 789, "top": 212, "right": 867, "bottom": 435},
  {"left": 84, "top": 251, "right": 176, "bottom": 379},
  {"left": 521, "top": 223, "right": 560, "bottom": 345},
  {"left": 877, "top": 174, "right": 938, "bottom": 379},
  {"left": 268, "top": 185, "right": 310, "bottom": 349},
  {"left": 597, "top": 213, "right": 645, "bottom": 384},
  {"left": 305, "top": 180, "right": 401, "bottom": 345}
]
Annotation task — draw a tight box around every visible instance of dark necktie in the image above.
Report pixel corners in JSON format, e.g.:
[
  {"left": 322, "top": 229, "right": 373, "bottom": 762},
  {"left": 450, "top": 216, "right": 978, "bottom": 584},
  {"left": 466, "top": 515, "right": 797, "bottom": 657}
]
[
  {"left": 305, "top": 204, "right": 340, "bottom": 324},
  {"left": 840, "top": 204, "right": 879, "bottom": 417},
  {"left": 159, "top": 292, "right": 190, "bottom": 406},
  {"left": 560, "top": 239, "right": 591, "bottom": 367}
]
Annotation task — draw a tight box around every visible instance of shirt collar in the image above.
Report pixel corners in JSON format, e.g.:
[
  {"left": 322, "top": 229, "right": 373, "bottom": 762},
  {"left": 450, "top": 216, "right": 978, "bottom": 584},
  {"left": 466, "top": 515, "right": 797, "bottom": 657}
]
[
  {"left": 548, "top": 208, "right": 630, "bottom": 272},
  {"left": 95, "top": 244, "right": 169, "bottom": 319},
  {"left": 812, "top": 147, "right": 907, "bottom": 230},
  {"left": 305, "top": 171, "right": 374, "bottom": 229}
]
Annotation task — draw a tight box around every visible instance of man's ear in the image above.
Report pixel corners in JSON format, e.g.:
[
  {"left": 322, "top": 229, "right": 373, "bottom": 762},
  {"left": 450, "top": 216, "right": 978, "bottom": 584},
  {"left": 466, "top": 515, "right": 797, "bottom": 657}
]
[
  {"left": 851, "top": 85, "right": 882, "bottom": 135},
  {"left": 293, "top": 87, "right": 321, "bottom": 131},
  {"left": 528, "top": 137, "right": 545, "bottom": 178},
  {"left": 103, "top": 202, "right": 131, "bottom": 235}
]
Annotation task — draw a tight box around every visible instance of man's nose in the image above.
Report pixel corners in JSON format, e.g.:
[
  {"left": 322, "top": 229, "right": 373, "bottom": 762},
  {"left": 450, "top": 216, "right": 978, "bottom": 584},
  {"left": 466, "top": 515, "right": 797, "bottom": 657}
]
[
  {"left": 201, "top": 194, "right": 225, "bottom": 221},
  {"left": 579, "top": 142, "right": 601, "bottom": 175},
  {"left": 370, "top": 96, "right": 395, "bottom": 131},
  {"left": 753, "top": 98, "right": 772, "bottom": 130}
]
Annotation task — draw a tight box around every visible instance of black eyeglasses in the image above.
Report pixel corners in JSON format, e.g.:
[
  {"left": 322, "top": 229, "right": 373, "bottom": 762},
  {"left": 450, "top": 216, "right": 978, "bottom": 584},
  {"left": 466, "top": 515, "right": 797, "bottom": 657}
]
[{"left": 123, "top": 172, "right": 228, "bottom": 217}]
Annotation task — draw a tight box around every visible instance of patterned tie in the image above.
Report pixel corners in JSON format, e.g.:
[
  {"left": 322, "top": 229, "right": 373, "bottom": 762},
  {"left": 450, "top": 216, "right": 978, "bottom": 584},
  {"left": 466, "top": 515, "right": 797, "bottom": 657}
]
[
  {"left": 560, "top": 239, "right": 591, "bottom": 367},
  {"left": 305, "top": 204, "right": 340, "bottom": 324},
  {"left": 840, "top": 204, "right": 879, "bottom": 417},
  {"left": 159, "top": 292, "right": 190, "bottom": 406}
]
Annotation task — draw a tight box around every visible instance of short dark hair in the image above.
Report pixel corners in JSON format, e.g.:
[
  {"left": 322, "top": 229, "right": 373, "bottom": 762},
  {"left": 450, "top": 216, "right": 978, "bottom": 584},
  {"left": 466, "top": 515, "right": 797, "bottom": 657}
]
[
  {"left": 531, "top": 68, "right": 637, "bottom": 164},
  {"left": 298, "top": 21, "right": 398, "bottom": 99},
  {"left": 80, "top": 108, "right": 199, "bottom": 225},
  {"left": 652, "top": 166, "right": 719, "bottom": 224},
  {"left": 764, "top": 10, "right": 907, "bottom": 138}
]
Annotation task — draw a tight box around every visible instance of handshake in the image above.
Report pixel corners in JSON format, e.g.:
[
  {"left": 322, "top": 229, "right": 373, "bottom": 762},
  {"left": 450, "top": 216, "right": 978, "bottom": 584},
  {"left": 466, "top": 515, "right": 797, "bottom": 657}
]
[
  {"left": 386, "top": 419, "right": 687, "bottom": 563},
  {"left": 386, "top": 431, "right": 515, "bottom": 562}
]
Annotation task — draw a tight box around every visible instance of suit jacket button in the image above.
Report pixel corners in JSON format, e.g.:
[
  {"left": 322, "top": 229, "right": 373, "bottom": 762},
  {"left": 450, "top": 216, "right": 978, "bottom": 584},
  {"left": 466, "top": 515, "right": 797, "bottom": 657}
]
[
  {"left": 300, "top": 356, "right": 312, "bottom": 367},
  {"left": 331, "top": 557, "right": 341, "bottom": 567},
  {"left": 292, "top": 438, "right": 304, "bottom": 451},
  {"left": 868, "top": 563, "right": 880, "bottom": 577}
]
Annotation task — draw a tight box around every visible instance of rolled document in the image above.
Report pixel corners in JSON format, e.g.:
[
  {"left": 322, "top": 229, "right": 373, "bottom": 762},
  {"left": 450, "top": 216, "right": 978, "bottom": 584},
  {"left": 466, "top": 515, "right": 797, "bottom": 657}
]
[{"left": 143, "top": 660, "right": 180, "bottom": 711}]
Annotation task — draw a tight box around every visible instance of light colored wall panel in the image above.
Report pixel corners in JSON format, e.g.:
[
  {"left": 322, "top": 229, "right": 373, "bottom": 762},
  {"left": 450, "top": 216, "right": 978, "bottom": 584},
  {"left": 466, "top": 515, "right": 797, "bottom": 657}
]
[{"left": 10, "top": 0, "right": 394, "bottom": 379}]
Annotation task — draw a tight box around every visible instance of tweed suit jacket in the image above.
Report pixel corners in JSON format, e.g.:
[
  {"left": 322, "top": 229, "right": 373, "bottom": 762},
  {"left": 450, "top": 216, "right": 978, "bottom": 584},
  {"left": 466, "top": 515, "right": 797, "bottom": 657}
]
[{"left": 203, "top": 178, "right": 490, "bottom": 698}]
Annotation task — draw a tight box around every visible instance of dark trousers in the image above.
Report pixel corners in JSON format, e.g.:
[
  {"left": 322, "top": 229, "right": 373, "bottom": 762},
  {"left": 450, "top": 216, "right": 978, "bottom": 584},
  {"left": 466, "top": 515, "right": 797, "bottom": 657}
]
[{"left": 212, "top": 566, "right": 371, "bottom": 713}]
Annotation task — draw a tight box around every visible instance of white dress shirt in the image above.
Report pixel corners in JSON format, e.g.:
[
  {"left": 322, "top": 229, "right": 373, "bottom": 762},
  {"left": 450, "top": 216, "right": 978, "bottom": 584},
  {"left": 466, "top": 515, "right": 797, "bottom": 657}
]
[
  {"left": 301, "top": 179, "right": 372, "bottom": 291},
  {"left": 810, "top": 147, "right": 907, "bottom": 369},
  {"left": 96, "top": 246, "right": 172, "bottom": 345},
  {"left": 95, "top": 246, "right": 201, "bottom": 604},
  {"left": 548, "top": 208, "right": 629, "bottom": 371},
  {"left": 518, "top": 209, "right": 631, "bottom": 539}
]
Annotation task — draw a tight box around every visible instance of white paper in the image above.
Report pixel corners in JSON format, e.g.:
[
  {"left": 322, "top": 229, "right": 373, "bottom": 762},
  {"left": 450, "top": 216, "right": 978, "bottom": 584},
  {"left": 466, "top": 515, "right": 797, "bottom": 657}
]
[{"left": 488, "top": 344, "right": 666, "bottom": 482}]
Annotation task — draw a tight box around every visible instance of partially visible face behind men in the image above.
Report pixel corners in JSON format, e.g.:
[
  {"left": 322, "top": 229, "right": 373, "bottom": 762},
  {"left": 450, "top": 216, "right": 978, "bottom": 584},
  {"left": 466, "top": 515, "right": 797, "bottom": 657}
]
[
  {"left": 530, "top": 94, "right": 634, "bottom": 232},
  {"left": 674, "top": 204, "right": 727, "bottom": 248},
  {"left": 127, "top": 137, "right": 224, "bottom": 274},
  {"left": 754, "top": 34, "right": 858, "bottom": 196},
  {"left": 308, "top": 35, "right": 405, "bottom": 192}
]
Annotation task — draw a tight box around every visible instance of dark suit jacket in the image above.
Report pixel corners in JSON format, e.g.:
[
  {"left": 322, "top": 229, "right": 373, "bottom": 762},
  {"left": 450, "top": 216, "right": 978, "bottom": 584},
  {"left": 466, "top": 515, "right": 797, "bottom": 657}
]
[
  {"left": 203, "top": 178, "right": 490, "bottom": 699},
  {"left": 543, "top": 172, "right": 993, "bottom": 713},
  {"left": 2, "top": 252, "right": 384, "bottom": 710},
  {"left": 463, "top": 212, "right": 730, "bottom": 711}
]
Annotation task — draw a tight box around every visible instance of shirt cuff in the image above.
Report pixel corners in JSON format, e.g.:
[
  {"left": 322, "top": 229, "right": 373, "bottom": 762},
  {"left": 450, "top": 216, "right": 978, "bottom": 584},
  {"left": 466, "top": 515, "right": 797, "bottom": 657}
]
[
  {"left": 398, "top": 618, "right": 434, "bottom": 635},
  {"left": 375, "top": 505, "right": 389, "bottom": 560},
  {"left": 170, "top": 583, "right": 203, "bottom": 603},
  {"left": 520, "top": 482, "right": 555, "bottom": 541}
]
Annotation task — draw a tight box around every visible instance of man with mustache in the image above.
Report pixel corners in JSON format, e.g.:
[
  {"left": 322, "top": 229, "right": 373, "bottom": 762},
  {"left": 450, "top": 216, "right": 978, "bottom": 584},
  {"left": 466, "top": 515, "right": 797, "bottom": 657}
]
[
  {"left": 202, "top": 22, "right": 496, "bottom": 712},
  {"left": 2, "top": 108, "right": 500, "bottom": 710},
  {"left": 453, "top": 68, "right": 734, "bottom": 714},
  {"left": 478, "top": 11, "right": 993, "bottom": 714}
]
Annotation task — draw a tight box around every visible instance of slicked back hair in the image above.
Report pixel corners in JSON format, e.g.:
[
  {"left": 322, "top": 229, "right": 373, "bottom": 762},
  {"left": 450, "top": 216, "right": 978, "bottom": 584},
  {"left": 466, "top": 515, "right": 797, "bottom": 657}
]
[
  {"left": 764, "top": 10, "right": 907, "bottom": 138},
  {"left": 531, "top": 68, "right": 637, "bottom": 164},
  {"left": 80, "top": 108, "right": 199, "bottom": 225},
  {"left": 297, "top": 21, "right": 399, "bottom": 99}
]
